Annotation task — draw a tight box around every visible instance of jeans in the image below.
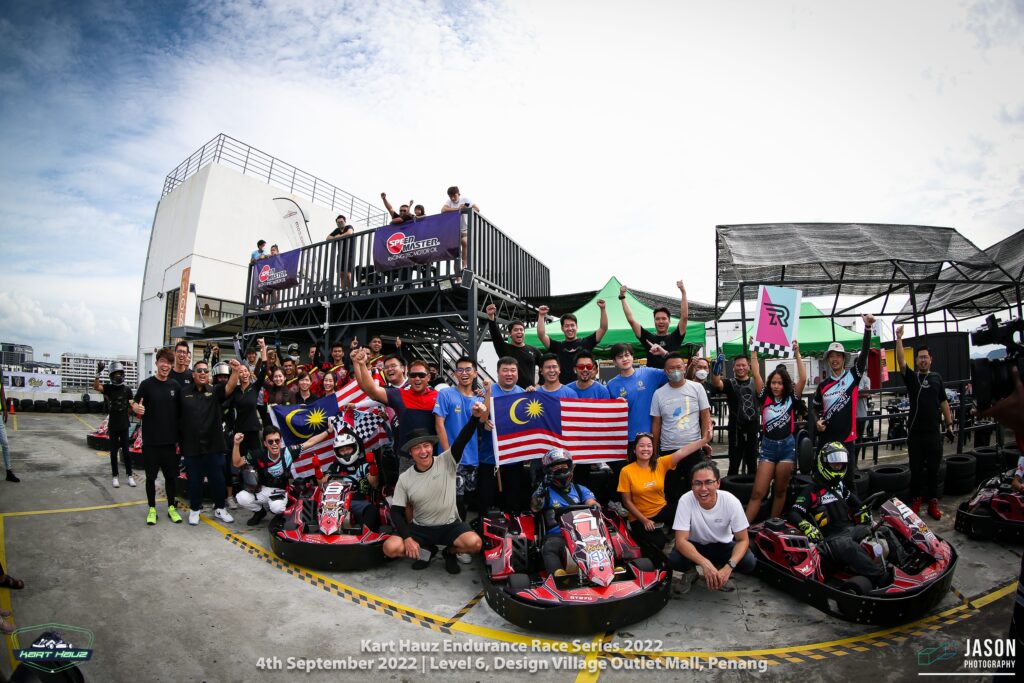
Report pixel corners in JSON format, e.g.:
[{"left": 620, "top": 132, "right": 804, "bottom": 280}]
[
  {"left": 184, "top": 452, "right": 227, "bottom": 511},
  {"left": 667, "top": 540, "right": 757, "bottom": 574},
  {"left": 760, "top": 434, "right": 796, "bottom": 464},
  {"left": 109, "top": 428, "right": 132, "bottom": 477},
  {"left": 0, "top": 418, "right": 10, "bottom": 471}
]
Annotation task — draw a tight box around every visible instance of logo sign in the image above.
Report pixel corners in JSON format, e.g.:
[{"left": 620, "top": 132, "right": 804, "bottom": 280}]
[
  {"left": 751, "top": 285, "right": 802, "bottom": 358},
  {"left": 251, "top": 250, "right": 301, "bottom": 293},
  {"left": 372, "top": 212, "right": 462, "bottom": 271},
  {"left": 917, "top": 641, "right": 957, "bottom": 666},
  {"left": 12, "top": 624, "right": 95, "bottom": 674}
]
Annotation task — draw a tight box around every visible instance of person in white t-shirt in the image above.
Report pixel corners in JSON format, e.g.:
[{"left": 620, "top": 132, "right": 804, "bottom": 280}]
[
  {"left": 440, "top": 185, "right": 479, "bottom": 271},
  {"left": 667, "top": 460, "right": 756, "bottom": 592}
]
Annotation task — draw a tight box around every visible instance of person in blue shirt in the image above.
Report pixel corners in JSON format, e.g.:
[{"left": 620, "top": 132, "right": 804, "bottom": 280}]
[
  {"left": 535, "top": 354, "right": 579, "bottom": 399},
  {"left": 434, "top": 357, "right": 488, "bottom": 534},
  {"left": 531, "top": 448, "right": 598, "bottom": 575},
  {"left": 486, "top": 357, "right": 528, "bottom": 511},
  {"left": 570, "top": 350, "right": 611, "bottom": 399},
  {"left": 606, "top": 342, "right": 668, "bottom": 450},
  {"left": 250, "top": 239, "right": 267, "bottom": 264}
]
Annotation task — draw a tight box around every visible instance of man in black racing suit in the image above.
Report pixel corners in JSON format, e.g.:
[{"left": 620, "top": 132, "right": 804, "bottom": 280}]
[{"left": 789, "top": 441, "right": 890, "bottom": 587}]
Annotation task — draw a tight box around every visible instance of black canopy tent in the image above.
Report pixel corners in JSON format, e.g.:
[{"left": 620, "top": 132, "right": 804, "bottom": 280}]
[{"left": 713, "top": 223, "right": 1019, "bottom": 348}]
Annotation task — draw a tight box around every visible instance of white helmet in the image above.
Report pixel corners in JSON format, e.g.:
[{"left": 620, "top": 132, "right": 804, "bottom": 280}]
[{"left": 332, "top": 427, "right": 363, "bottom": 466}]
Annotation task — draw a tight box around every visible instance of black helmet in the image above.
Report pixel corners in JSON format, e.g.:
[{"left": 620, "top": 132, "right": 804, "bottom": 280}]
[
  {"left": 541, "top": 448, "right": 574, "bottom": 488},
  {"left": 816, "top": 441, "right": 848, "bottom": 485},
  {"left": 109, "top": 361, "right": 126, "bottom": 386}
]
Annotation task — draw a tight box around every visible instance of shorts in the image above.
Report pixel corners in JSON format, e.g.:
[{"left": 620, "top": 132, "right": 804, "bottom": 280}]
[
  {"left": 759, "top": 434, "right": 796, "bottom": 464},
  {"left": 408, "top": 520, "right": 473, "bottom": 548}
]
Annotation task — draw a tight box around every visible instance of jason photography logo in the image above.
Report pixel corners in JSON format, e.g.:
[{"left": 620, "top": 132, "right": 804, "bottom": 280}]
[
  {"left": 917, "top": 638, "right": 1014, "bottom": 674},
  {"left": 11, "top": 624, "right": 94, "bottom": 674}
]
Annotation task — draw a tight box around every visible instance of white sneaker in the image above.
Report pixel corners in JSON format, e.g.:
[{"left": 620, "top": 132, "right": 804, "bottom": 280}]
[
  {"left": 214, "top": 508, "right": 234, "bottom": 523},
  {"left": 127, "top": 475, "right": 137, "bottom": 487},
  {"left": 226, "top": 495, "right": 238, "bottom": 510},
  {"left": 456, "top": 552, "right": 473, "bottom": 565},
  {"left": 188, "top": 510, "right": 201, "bottom": 526},
  {"left": 112, "top": 477, "right": 120, "bottom": 488}
]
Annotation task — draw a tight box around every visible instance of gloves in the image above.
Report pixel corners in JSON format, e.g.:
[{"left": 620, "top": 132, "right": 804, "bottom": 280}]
[
  {"left": 712, "top": 353, "right": 725, "bottom": 376},
  {"left": 366, "top": 451, "right": 378, "bottom": 477},
  {"left": 532, "top": 484, "right": 546, "bottom": 502},
  {"left": 798, "top": 520, "right": 823, "bottom": 543},
  {"left": 96, "top": 361, "right": 106, "bottom": 374},
  {"left": 856, "top": 509, "right": 870, "bottom": 525}
]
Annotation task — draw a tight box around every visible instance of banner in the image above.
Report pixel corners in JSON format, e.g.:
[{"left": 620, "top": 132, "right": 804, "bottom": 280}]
[
  {"left": 372, "top": 212, "right": 462, "bottom": 271},
  {"left": 490, "top": 393, "right": 628, "bottom": 465},
  {"left": 272, "top": 197, "right": 310, "bottom": 249},
  {"left": 269, "top": 392, "right": 340, "bottom": 448},
  {"left": 2, "top": 371, "right": 61, "bottom": 394},
  {"left": 751, "top": 285, "right": 802, "bottom": 358},
  {"left": 252, "top": 250, "right": 301, "bottom": 294}
]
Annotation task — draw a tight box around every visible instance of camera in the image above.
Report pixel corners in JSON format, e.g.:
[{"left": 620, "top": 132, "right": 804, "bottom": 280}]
[{"left": 969, "top": 314, "right": 1024, "bottom": 410}]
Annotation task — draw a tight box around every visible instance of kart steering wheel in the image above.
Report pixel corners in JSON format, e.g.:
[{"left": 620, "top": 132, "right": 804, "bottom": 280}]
[{"left": 857, "top": 490, "right": 889, "bottom": 515}]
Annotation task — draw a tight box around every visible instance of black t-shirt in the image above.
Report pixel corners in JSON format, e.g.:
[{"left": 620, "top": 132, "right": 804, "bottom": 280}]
[
  {"left": 168, "top": 368, "right": 193, "bottom": 389},
  {"left": 722, "top": 377, "right": 759, "bottom": 433},
  {"left": 179, "top": 383, "right": 229, "bottom": 455},
  {"left": 102, "top": 383, "right": 133, "bottom": 431},
  {"left": 548, "top": 333, "right": 598, "bottom": 385},
  {"left": 133, "top": 377, "right": 182, "bottom": 446},
  {"left": 248, "top": 447, "right": 293, "bottom": 489},
  {"left": 232, "top": 368, "right": 266, "bottom": 434},
  {"left": 903, "top": 368, "right": 947, "bottom": 434},
  {"left": 488, "top": 318, "right": 542, "bottom": 388},
  {"left": 329, "top": 225, "right": 352, "bottom": 238},
  {"left": 638, "top": 328, "right": 684, "bottom": 370}
]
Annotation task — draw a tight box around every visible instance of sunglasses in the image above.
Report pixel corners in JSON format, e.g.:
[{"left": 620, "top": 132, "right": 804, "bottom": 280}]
[
  {"left": 265, "top": 438, "right": 282, "bottom": 445},
  {"left": 408, "top": 372, "right": 428, "bottom": 379},
  {"left": 194, "top": 368, "right": 210, "bottom": 374},
  {"left": 575, "top": 364, "right": 594, "bottom": 370}
]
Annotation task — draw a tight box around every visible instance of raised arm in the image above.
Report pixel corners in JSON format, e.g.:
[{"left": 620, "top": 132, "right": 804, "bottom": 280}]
[
  {"left": 894, "top": 325, "right": 907, "bottom": 373},
  {"left": 793, "top": 341, "right": 807, "bottom": 396},
  {"left": 749, "top": 349, "right": 764, "bottom": 395},
  {"left": 380, "top": 192, "right": 397, "bottom": 218},
  {"left": 231, "top": 432, "right": 246, "bottom": 468},
  {"left": 595, "top": 299, "right": 609, "bottom": 343},
  {"left": 351, "top": 348, "right": 388, "bottom": 404},
  {"left": 536, "top": 305, "right": 552, "bottom": 348},
  {"left": 485, "top": 304, "right": 508, "bottom": 354},
  {"left": 619, "top": 285, "right": 643, "bottom": 337},
  {"left": 857, "top": 314, "right": 874, "bottom": 374},
  {"left": 676, "top": 279, "right": 689, "bottom": 335},
  {"left": 667, "top": 433, "right": 711, "bottom": 468}
]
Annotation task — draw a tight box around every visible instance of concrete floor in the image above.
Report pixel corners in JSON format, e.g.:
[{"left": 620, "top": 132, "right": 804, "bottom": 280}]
[{"left": 0, "top": 413, "right": 1019, "bottom": 682}]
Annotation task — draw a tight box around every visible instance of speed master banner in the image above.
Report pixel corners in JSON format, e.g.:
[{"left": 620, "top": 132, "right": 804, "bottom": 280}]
[{"left": 372, "top": 212, "right": 462, "bottom": 271}]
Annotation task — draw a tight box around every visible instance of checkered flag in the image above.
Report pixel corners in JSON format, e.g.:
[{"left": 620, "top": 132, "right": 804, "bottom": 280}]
[
  {"left": 353, "top": 408, "right": 390, "bottom": 452},
  {"left": 750, "top": 341, "right": 794, "bottom": 358}
]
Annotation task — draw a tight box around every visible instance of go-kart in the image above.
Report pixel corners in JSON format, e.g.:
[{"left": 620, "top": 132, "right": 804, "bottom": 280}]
[
  {"left": 750, "top": 491, "right": 957, "bottom": 624},
  {"left": 86, "top": 416, "right": 110, "bottom": 450},
  {"left": 269, "top": 476, "right": 391, "bottom": 570},
  {"left": 87, "top": 420, "right": 145, "bottom": 470},
  {"left": 482, "top": 504, "right": 670, "bottom": 634},
  {"left": 954, "top": 469, "right": 1024, "bottom": 541}
]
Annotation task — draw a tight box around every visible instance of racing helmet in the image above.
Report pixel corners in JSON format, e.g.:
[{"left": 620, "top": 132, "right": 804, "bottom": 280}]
[
  {"left": 212, "top": 361, "right": 231, "bottom": 381},
  {"left": 816, "top": 441, "right": 848, "bottom": 485},
  {"left": 108, "top": 361, "right": 126, "bottom": 385},
  {"left": 332, "top": 426, "right": 363, "bottom": 467},
  {"left": 541, "top": 448, "right": 574, "bottom": 489}
]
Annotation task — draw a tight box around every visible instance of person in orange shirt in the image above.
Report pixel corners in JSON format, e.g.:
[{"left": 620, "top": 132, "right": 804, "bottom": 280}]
[{"left": 617, "top": 431, "right": 711, "bottom": 566}]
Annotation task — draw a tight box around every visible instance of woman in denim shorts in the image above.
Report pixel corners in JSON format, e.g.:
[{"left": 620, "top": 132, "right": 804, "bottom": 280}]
[{"left": 745, "top": 342, "right": 807, "bottom": 522}]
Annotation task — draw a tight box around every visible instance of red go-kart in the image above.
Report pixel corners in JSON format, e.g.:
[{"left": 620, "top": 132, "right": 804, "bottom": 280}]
[
  {"left": 482, "top": 505, "right": 670, "bottom": 634},
  {"left": 751, "top": 492, "right": 957, "bottom": 624},
  {"left": 955, "top": 469, "right": 1024, "bottom": 542},
  {"left": 269, "top": 477, "right": 391, "bottom": 570}
]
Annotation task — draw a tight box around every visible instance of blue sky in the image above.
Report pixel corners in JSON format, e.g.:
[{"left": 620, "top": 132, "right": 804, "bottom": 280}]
[{"left": 2, "top": 0, "right": 1023, "bottom": 361}]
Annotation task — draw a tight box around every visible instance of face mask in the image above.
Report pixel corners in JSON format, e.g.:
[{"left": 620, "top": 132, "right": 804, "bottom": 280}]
[
  {"left": 695, "top": 370, "right": 709, "bottom": 381},
  {"left": 667, "top": 370, "right": 685, "bottom": 383}
]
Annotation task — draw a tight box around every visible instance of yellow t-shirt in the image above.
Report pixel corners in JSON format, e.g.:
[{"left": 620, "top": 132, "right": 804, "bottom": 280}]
[{"left": 616, "top": 455, "right": 676, "bottom": 520}]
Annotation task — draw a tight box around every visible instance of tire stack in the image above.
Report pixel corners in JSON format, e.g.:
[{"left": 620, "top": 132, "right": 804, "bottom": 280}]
[
  {"left": 851, "top": 470, "right": 870, "bottom": 498},
  {"left": 719, "top": 474, "right": 770, "bottom": 520},
  {"left": 970, "top": 447, "right": 1002, "bottom": 484},
  {"left": 18, "top": 398, "right": 33, "bottom": 412},
  {"left": 943, "top": 454, "right": 977, "bottom": 495},
  {"left": 1001, "top": 446, "right": 1022, "bottom": 471},
  {"left": 868, "top": 463, "right": 911, "bottom": 502}
]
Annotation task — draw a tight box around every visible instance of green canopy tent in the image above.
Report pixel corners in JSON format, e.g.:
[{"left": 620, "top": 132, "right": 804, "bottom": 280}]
[
  {"left": 720, "top": 301, "right": 878, "bottom": 357},
  {"left": 524, "top": 276, "right": 706, "bottom": 358}
]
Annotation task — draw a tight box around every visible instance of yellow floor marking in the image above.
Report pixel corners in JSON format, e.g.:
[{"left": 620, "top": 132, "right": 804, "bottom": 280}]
[
  {"left": 0, "top": 517, "right": 18, "bottom": 671},
  {"left": 71, "top": 415, "right": 96, "bottom": 430},
  {"left": 573, "top": 632, "right": 609, "bottom": 683},
  {"left": 0, "top": 499, "right": 161, "bottom": 518}
]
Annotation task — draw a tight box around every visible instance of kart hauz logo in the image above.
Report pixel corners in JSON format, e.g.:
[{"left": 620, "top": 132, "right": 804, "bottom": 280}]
[
  {"left": 917, "top": 641, "right": 957, "bottom": 666},
  {"left": 765, "top": 302, "right": 790, "bottom": 327},
  {"left": 12, "top": 624, "right": 94, "bottom": 674}
]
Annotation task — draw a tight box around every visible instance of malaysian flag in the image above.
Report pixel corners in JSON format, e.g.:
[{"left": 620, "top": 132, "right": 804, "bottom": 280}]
[
  {"left": 290, "top": 440, "right": 334, "bottom": 479},
  {"left": 491, "top": 393, "right": 628, "bottom": 465}
]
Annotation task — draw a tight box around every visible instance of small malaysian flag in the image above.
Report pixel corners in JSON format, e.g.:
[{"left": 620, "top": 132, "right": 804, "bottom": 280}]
[{"left": 491, "top": 393, "right": 628, "bottom": 465}]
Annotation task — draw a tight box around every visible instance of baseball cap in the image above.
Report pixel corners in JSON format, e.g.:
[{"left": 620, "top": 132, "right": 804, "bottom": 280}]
[{"left": 826, "top": 342, "right": 846, "bottom": 355}]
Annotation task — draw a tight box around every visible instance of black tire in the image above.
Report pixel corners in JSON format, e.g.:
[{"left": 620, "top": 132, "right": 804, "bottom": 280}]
[
  {"left": 507, "top": 573, "right": 530, "bottom": 593},
  {"left": 852, "top": 470, "right": 870, "bottom": 498},
  {"left": 60, "top": 400, "right": 74, "bottom": 413},
  {"left": 893, "top": 488, "right": 911, "bottom": 504},
  {"left": 936, "top": 459, "right": 947, "bottom": 498},
  {"left": 971, "top": 447, "right": 1001, "bottom": 482},
  {"left": 72, "top": 400, "right": 86, "bottom": 413},
  {"left": 797, "top": 434, "right": 815, "bottom": 474},
  {"left": 632, "top": 557, "right": 655, "bottom": 573},
  {"left": 18, "top": 399, "right": 32, "bottom": 412},
  {"left": 720, "top": 474, "right": 756, "bottom": 504},
  {"left": 839, "top": 575, "right": 874, "bottom": 595},
  {"left": 965, "top": 506, "right": 996, "bottom": 540},
  {"left": 944, "top": 454, "right": 977, "bottom": 494},
  {"left": 34, "top": 400, "right": 48, "bottom": 411},
  {"left": 1001, "top": 447, "right": 1022, "bottom": 470},
  {"left": 868, "top": 464, "right": 911, "bottom": 494},
  {"left": 90, "top": 400, "right": 104, "bottom": 413}
]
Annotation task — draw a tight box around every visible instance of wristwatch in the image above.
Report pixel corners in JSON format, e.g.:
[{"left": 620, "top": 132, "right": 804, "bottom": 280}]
[{"left": 727, "top": 559, "right": 737, "bottom": 569}]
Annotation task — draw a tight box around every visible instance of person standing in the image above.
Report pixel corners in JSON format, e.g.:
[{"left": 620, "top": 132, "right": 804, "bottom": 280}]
[
  {"left": 606, "top": 342, "right": 668, "bottom": 450},
  {"left": 619, "top": 280, "right": 690, "bottom": 369},
  {"left": 93, "top": 361, "right": 135, "bottom": 488},
  {"left": 0, "top": 374, "right": 17, "bottom": 483},
  {"left": 489, "top": 357, "right": 527, "bottom": 511},
  {"left": 535, "top": 355, "right": 579, "bottom": 399},
  {"left": 650, "top": 352, "right": 712, "bottom": 505},
  {"left": 536, "top": 301, "right": 609, "bottom": 386},
  {"left": 710, "top": 354, "right": 760, "bottom": 476},
  {"left": 570, "top": 350, "right": 610, "bottom": 399},
  {"left": 131, "top": 347, "right": 185, "bottom": 525},
  {"left": 485, "top": 303, "right": 541, "bottom": 388},
  {"left": 169, "top": 341, "right": 193, "bottom": 388},
  {"left": 895, "top": 326, "right": 955, "bottom": 520}
]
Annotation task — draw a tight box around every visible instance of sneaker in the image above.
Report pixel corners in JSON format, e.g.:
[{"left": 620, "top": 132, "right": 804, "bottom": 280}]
[
  {"left": 6, "top": 470, "right": 19, "bottom": 483},
  {"left": 444, "top": 550, "right": 461, "bottom": 575},
  {"left": 167, "top": 506, "right": 183, "bottom": 524},
  {"left": 456, "top": 552, "right": 472, "bottom": 565},
  {"left": 214, "top": 508, "right": 234, "bottom": 523},
  {"left": 927, "top": 499, "right": 942, "bottom": 521},
  {"left": 112, "top": 477, "right": 120, "bottom": 489},
  {"left": 127, "top": 475, "right": 137, "bottom": 487},
  {"left": 910, "top": 498, "right": 923, "bottom": 515},
  {"left": 146, "top": 507, "right": 158, "bottom": 525},
  {"left": 246, "top": 508, "right": 267, "bottom": 526},
  {"left": 674, "top": 570, "right": 699, "bottom": 594},
  {"left": 412, "top": 546, "right": 437, "bottom": 570},
  {"left": 226, "top": 495, "right": 238, "bottom": 510},
  {"left": 719, "top": 582, "right": 736, "bottom": 593},
  {"left": 188, "top": 510, "right": 201, "bottom": 525},
  {"left": 608, "top": 502, "right": 629, "bottom": 518}
]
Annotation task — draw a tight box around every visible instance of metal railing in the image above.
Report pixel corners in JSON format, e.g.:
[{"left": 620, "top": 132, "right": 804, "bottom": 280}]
[
  {"left": 162, "top": 134, "right": 389, "bottom": 228},
  {"left": 246, "top": 210, "right": 550, "bottom": 310}
]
